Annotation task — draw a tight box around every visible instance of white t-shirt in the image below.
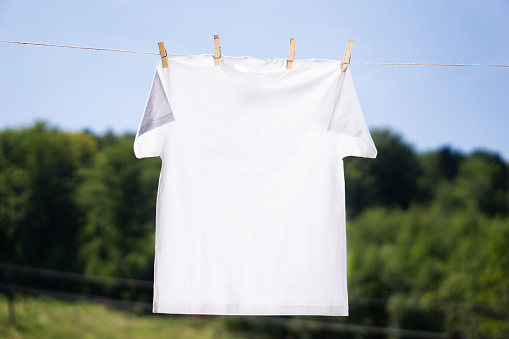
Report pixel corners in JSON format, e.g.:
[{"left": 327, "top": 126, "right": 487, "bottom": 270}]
[{"left": 134, "top": 54, "right": 377, "bottom": 316}]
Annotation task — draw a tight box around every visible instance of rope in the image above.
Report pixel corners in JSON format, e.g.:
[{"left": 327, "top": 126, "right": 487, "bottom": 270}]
[
  {"left": 0, "top": 40, "right": 189, "bottom": 57},
  {"left": 350, "top": 62, "right": 509, "bottom": 68},
  {"left": 1, "top": 39, "right": 508, "bottom": 67}
]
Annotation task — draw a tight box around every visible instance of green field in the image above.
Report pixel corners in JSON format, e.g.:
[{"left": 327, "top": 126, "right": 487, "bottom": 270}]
[{"left": 0, "top": 295, "right": 253, "bottom": 339}]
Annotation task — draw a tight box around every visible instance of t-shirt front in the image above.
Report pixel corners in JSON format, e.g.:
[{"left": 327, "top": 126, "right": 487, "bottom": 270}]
[{"left": 134, "top": 54, "right": 377, "bottom": 316}]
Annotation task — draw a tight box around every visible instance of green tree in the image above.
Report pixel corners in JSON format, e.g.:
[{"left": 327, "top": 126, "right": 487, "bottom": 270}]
[
  {"left": 431, "top": 150, "right": 509, "bottom": 216},
  {"left": 344, "top": 129, "right": 421, "bottom": 215},
  {"left": 0, "top": 122, "right": 96, "bottom": 270},
  {"left": 417, "top": 146, "right": 465, "bottom": 203},
  {"left": 77, "top": 134, "right": 160, "bottom": 279},
  {"left": 454, "top": 150, "right": 508, "bottom": 216}
]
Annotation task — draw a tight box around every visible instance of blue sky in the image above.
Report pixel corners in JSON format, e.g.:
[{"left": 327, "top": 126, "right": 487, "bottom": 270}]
[{"left": 1, "top": 0, "right": 508, "bottom": 159}]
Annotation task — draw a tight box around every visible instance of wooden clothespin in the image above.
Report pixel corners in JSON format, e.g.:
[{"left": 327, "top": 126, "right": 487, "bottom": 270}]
[
  {"left": 214, "top": 35, "right": 221, "bottom": 65},
  {"left": 158, "top": 41, "right": 169, "bottom": 69},
  {"left": 341, "top": 39, "right": 354, "bottom": 72},
  {"left": 287, "top": 38, "right": 296, "bottom": 69}
]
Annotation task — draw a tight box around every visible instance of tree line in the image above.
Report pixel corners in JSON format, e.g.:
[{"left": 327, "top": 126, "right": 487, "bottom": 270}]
[{"left": 0, "top": 122, "right": 508, "bottom": 338}]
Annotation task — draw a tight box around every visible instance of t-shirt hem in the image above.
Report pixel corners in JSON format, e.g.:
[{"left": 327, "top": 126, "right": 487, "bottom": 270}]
[{"left": 153, "top": 303, "right": 348, "bottom": 316}]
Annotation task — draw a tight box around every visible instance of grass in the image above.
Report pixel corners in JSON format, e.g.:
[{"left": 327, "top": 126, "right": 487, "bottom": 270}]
[{"left": 0, "top": 294, "right": 257, "bottom": 339}]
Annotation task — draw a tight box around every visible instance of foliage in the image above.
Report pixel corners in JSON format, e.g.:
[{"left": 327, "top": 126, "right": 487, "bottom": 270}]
[
  {"left": 344, "top": 129, "right": 422, "bottom": 216},
  {"left": 77, "top": 134, "right": 160, "bottom": 280},
  {"left": 348, "top": 206, "right": 509, "bottom": 337},
  {"left": 0, "top": 122, "right": 508, "bottom": 338},
  {"left": 0, "top": 122, "right": 96, "bottom": 271}
]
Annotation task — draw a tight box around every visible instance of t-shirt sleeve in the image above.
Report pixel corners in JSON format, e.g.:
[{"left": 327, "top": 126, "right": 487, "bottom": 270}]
[
  {"left": 133, "top": 64, "right": 175, "bottom": 159},
  {"left": 327, "top": 67, "right": 377, "bottom": 159}
]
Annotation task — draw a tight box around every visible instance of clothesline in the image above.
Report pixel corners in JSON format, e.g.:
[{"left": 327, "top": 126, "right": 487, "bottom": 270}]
[{"left": 1, "top": 39, "right": 509, "bottom": 68}]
